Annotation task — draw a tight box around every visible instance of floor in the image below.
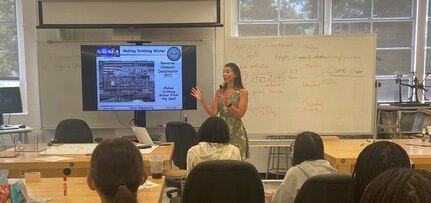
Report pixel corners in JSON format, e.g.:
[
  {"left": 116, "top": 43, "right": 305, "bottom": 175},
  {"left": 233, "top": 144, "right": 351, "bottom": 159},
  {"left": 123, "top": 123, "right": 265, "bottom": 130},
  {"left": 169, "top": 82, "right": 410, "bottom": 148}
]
[{"left": 160, "top": 182, "right": 280, "bottom": 203}]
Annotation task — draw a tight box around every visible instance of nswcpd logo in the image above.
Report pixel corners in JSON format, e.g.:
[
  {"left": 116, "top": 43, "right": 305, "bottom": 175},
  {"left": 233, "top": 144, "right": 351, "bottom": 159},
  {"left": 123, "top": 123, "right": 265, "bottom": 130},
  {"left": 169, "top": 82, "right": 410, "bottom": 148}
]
[
  {"left": 167, "top": 47, "right": 182, "bottom": 61},
  {"left": 96, "top": 47, "right": 120, "bottom": 56}
]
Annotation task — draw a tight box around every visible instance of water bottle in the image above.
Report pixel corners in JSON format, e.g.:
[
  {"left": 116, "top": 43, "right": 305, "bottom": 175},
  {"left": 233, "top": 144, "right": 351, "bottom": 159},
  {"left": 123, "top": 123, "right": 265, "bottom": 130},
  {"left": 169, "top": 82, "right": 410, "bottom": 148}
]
[{"left": 183, "top": 113, "right": 188, "bottom": 123}]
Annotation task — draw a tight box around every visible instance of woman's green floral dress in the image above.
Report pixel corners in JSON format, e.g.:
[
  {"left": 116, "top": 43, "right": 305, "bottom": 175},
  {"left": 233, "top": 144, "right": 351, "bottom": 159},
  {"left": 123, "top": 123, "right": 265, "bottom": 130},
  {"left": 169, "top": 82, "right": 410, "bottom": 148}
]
[{"left": 219, "top": 89, "right": 249, "bottom": 159}]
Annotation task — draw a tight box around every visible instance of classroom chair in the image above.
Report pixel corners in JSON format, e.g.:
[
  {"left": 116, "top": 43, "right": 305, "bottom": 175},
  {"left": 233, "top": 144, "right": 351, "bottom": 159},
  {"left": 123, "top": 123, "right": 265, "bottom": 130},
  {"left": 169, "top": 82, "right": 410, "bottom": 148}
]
[
  {"left": 163, "top": 121, "right": 198, "bottom": 198},
  {"left": 179, "top": 160, "right": 265, "bottom": 203},
  {"left": 52, "top": 119, "right": 94, "bottom": 143},
  {"left": 294, "top": 173, "right": 352, "bottom": 203}
]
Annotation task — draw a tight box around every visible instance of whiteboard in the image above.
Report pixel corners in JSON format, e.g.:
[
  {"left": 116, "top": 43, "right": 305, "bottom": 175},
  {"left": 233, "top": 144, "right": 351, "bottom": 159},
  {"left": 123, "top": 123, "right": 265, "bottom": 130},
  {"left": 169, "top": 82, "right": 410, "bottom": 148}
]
[
  {"left": 225, "top": 35, "right": 376, "bottom": 135},
  {"left": 38, "top": 40, "right": 213, "bottom": 129}
]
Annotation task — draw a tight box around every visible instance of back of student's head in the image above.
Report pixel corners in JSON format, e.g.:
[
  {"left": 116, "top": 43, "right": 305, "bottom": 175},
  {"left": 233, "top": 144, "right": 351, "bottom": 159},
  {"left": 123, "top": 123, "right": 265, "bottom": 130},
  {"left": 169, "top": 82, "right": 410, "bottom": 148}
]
[
  {"left": 360, "top": 168, "right": 431, "bottom": 203},
  {"left": 352, "top": 141, "right": 410, "bottom": 203},
  {"left": 89, "top": 137, "right": 145, "bottom": 203},
  {"left": 293, "top": 131, "right": 324, "bottom": 166},
  {"left": 197, "top": 116, "right": 230, "bottom": 144}
]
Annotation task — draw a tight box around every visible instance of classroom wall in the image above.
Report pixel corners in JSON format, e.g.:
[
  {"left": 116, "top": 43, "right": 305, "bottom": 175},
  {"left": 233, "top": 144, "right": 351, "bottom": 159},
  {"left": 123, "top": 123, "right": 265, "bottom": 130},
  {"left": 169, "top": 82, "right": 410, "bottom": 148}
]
[
  {"left": 17, "top": 0, "right": 290, "bottom": 172},
  {"left": 36, "top": 28, "right": 222, "bottom": 140},
  {"left": 37, "top": 29, "right": 215, "bottom": 129}
]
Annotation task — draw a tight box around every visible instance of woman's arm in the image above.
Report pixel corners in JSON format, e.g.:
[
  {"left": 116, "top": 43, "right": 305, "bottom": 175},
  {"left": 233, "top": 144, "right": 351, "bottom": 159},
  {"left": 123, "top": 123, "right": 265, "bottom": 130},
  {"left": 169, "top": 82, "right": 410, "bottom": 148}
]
[
  {"left": 191, "top": 87, "right": 219, "bottom": 116},
  {"left": 227, "top": 88, "right": 248, "bottom": 119}
]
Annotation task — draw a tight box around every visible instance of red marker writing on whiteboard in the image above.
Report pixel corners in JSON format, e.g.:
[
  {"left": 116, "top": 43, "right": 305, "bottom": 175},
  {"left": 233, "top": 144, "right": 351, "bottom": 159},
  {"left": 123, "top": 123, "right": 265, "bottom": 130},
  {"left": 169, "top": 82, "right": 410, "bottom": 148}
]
[{"left": 63, "top": 175, "right": 68, "bottom": 196}]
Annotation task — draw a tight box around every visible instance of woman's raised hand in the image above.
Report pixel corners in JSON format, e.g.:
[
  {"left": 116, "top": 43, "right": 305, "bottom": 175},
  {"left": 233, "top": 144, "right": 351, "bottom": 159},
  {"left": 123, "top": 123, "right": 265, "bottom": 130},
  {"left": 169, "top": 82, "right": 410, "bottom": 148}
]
[
  {"left": 218, "top": 93, "right": 229, "bottom": 107},
  {"left": 191, "top": 87, "right": 204, "bottom": 101}
]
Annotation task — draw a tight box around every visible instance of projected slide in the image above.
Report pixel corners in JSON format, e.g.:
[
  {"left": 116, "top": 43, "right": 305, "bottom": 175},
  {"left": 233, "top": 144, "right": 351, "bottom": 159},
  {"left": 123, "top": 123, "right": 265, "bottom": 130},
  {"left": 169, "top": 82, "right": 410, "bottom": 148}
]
[{"left": 95, "top": 46, "right": 183, "bottom": 110}]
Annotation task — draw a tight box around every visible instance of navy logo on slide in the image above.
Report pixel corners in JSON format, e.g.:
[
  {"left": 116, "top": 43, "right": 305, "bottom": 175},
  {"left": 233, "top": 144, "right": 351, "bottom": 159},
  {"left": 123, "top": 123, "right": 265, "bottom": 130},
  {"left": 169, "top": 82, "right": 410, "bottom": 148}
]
[
  {"left": 96, "top": 47, "right": 120, "bottom": 57},
  {"left": 167, "top": 47, "right": 182, "bottom": 61}
]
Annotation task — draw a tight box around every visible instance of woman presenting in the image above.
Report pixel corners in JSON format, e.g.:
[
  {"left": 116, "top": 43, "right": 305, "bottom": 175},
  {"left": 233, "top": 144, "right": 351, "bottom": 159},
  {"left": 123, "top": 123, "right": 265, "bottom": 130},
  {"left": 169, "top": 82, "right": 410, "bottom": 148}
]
[{"left": 191, "top": 63, "right": 249, "bottom": 159}]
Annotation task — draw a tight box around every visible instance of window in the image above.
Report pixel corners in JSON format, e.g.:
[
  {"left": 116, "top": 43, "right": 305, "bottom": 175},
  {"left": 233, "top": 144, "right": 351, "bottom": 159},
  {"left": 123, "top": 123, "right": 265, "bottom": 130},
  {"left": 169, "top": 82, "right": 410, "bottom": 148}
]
[
  {"left": 332, "top": 0, "right": 415, "bottom": 102},
  {"left": 0, "top": 0, "right": 20, "bottom": 86},
  {"left": 238, "top": 0, "right": 323, "bottom": 36},
  {"left": 236, "top": 0, "right": 419, "bottom": 103}
]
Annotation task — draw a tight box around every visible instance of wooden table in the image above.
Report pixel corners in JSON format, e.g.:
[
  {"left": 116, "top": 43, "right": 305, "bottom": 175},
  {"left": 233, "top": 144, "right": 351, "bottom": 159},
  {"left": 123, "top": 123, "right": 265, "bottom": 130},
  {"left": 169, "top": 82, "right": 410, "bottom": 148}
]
[
  {"left": 324, "top": 139, "right": 431, "bottom": 174},
  {"left": 0, "top": 143, "right": 174, "bottom": 178},
  {"left": 25, "top": 176, "right": 165, "bottom": 203}
]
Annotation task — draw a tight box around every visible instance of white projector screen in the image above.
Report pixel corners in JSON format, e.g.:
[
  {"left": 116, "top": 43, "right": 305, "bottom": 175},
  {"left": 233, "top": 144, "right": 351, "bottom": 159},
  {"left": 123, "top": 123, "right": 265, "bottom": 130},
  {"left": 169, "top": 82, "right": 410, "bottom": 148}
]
[{"left": 38, "top": 0, "right": 221, "bottom": 28}]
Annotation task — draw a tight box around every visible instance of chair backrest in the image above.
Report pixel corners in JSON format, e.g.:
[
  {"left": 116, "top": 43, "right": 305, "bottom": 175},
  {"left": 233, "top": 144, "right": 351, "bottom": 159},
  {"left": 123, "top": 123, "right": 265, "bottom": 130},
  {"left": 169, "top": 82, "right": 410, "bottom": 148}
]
[
  {"left": 54, "top": 119, "right": 93, "bottom": 143},
  {"left": 294, "top": 173, "right": 352, "bottom": 203},
  {"left": 165, "top": 121, "right": 198, "bottom": 169},
  {"left": 181, "top": 160, "right": 265, "bottom": 203}
]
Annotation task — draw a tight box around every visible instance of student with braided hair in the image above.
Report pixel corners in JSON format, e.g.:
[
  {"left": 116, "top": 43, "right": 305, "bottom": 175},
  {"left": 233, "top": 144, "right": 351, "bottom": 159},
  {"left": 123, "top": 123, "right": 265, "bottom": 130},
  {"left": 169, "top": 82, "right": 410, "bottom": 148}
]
[
  {"left": 87, "top": 137, "right": 147, "bottom": 203},
  {"left": 360, "top": 168, "right": 431, "bottom": 203},
  {"left": 351, "top": 141, "right": 411, "bottom": 203}
]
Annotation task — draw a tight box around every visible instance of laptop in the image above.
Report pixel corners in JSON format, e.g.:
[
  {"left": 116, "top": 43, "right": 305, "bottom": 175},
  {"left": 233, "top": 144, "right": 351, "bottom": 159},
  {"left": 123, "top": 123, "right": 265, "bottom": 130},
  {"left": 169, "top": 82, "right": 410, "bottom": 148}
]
[{"left": 132, "top": 126, "right": 154, "bottom": 146}]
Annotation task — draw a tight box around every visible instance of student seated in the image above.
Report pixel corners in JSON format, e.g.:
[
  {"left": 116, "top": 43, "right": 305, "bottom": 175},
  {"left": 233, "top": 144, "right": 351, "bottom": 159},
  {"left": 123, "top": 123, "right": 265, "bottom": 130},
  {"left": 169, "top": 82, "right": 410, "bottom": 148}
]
[
  {"left": 87, "top": 137, "right": 147, "bottom": 203},
  {"left": 265, "top": 131, "right": 337, "bottom": 203},
  {"left": 186, "top": 116, "right": 241, "bottom": 173},
  {"left": 351, "top": 141, "right": 411, "bottom": 203},
  {"left": 360, "top": 168, "right": 431, "bottom": 203}
]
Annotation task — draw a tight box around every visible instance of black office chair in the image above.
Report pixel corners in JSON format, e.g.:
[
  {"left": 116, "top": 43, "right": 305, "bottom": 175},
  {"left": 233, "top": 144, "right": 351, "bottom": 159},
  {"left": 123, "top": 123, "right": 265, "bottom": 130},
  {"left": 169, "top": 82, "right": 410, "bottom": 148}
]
[
  {"left": 52, "top": 119, "right": 94, "bottom": 143},
  {"left": 163, "top": 121, "right": 198, "bottom": 198},
  {"left": 179, "top": 160, "right": 265, "bottom": 203},
  {"left": 294, "top": 173, "right": 352, "bottom": 203}
]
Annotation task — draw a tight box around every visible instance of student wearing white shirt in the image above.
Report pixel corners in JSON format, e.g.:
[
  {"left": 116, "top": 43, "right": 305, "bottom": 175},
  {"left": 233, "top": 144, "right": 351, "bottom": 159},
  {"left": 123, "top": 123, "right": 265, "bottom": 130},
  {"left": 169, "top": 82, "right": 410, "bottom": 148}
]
[
  {"left": 186, "top": 116, "right": 241, "bottom": 173},
  {"left": 265, "top": 131, "right": 337, "bottom": 203}
]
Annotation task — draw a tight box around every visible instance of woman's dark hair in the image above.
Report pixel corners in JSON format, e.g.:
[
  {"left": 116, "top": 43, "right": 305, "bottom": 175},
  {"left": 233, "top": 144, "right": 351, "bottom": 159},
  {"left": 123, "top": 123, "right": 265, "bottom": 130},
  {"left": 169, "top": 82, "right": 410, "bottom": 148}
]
[
  {"left": 360, "top": 168, "right": 431, "bottom": 203},
  {"left": 197, "top": 116, "right": 230, "bottom": 144},
  {"left": 292, "top": 131, "right": 324, "bottom": 166},
  {"left": 90, "top": 137, "right": 144, "bottom": 203},
  {"left": 352, "top": 141, "right": 411, "bottom": 203},
  {"left": 221, "top": 63, "right": 245, "bottom": 90}
]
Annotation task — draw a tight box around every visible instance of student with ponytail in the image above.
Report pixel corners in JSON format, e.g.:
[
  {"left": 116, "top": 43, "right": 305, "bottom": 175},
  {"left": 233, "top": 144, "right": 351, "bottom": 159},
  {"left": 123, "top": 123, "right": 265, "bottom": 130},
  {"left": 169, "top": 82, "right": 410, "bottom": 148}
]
[{"left": 87, "top": 137, "right": 147, "bottom": 203}]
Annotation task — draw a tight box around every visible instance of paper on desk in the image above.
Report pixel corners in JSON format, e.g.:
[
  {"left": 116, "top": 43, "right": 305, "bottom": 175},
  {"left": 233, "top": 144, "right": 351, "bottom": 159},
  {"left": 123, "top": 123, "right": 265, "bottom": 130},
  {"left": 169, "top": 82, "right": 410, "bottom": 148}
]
[
  {"left": 139, "top": 145, "right": 158, "bottom": 154},
  {"left": 39, "top": 144, "right": 157, "bottom": 155},
  {"left": 35, "top": 156, "right": 74, "bottom": 162},
  {"left": 139, "top": 180, "right": 159, "bottom": 189},
  {"left": 39, "top": 144, "right": 98, "bottom": 155}
]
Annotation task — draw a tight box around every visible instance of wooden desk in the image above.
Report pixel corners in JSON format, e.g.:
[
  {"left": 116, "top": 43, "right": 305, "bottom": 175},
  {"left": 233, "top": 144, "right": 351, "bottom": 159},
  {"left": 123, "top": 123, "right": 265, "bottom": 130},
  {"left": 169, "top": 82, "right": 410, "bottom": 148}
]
[
  {"left": 248, "top": 139, "right": 295, "bottom": 147},
  {"left": 249, "top": 136, "right": 338, "bottom": 147},
  {"left": 0, "top": 143, "right": 174, "bottom": 178},
  {"left": 324, "top": 139, "right": 431, "bottom": 174},
  {"left": 25, "top": 176, "right": 165, "bottom": 203}
]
